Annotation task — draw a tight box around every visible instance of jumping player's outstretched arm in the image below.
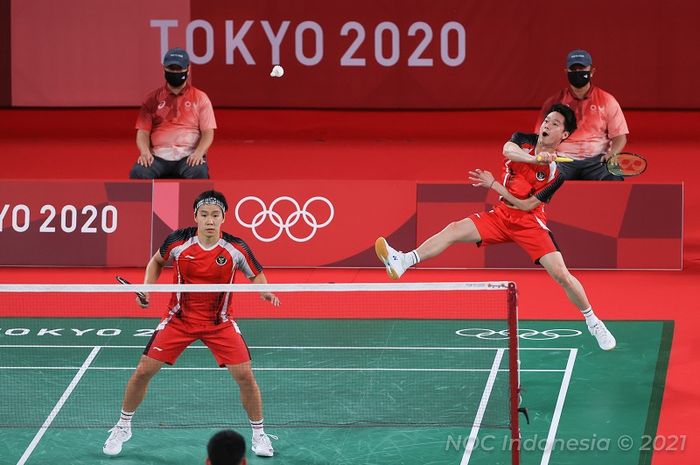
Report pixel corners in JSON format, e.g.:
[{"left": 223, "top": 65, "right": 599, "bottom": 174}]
[
  {"left": 468, "top": 169, "right": 542, "bottom": 211},
  {"left": 503, "top": 141, "right": 558, "bottom": 165},
  {"left": 503, "top": 141, "right": 537, "bottom": 163}
]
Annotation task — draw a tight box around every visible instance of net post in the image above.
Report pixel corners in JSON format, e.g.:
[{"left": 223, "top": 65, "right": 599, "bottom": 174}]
[{"left": 507, "top": 282, "right": 521, "bottom": 465}]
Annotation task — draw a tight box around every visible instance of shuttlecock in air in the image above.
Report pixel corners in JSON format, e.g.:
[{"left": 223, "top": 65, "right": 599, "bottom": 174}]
[{"left": 270, "top": 65, "right": 284, "bottom": 78}]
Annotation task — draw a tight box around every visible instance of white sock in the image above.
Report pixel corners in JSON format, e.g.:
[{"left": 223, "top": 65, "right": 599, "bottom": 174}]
[
  {"left": 581, "top": 307, "right": 601, "bottom": 327},
  {"left": 403, "top": 250, "right": 420, "bottom": 268},
  {"left": 250, "top": 418, "right": 265, "bottom": 435},
  {"left": 117, "top": 410, "right": 134, "bottom": 428}
]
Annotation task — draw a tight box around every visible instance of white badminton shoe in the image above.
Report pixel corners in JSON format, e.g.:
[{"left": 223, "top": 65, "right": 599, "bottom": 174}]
[
  {"left": 375, "top": 237, "right": 406, "bottom": 280},
  {"left": 252, "top": 432, "right": 277, "bottom": 457},
  {"left": 103, "top": 425, "right": 132, "bottom": 456},
  {"left": 588, "top": 321, "right": 616, "bottom": 351}
]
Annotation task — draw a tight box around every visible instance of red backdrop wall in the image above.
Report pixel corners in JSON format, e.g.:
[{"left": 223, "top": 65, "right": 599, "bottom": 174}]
[{"left": 6, "top": 0, "right": 699, "bottom": 108}]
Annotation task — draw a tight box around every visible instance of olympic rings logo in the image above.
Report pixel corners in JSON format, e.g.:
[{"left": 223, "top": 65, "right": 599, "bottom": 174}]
[
  {"left": 455, "top": 328, "right": 582, "bottom": 340},
  {"left": 234, "top": 196, "right": 334, "bottom": 243}
]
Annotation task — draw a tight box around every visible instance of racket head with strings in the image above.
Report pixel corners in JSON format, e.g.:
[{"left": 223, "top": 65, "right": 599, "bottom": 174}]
[
  {"left": 115, "top": 276, "right": 149, "bottom": 306},
  {"left": 606, "top": 152, "right": 647, "bottom": 177}
]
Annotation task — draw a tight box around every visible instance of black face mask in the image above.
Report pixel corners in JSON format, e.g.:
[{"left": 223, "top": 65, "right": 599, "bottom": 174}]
[
  {"left": 567, "top": 70, "right": 591, "bottom": 88},
  {"left": 165, "top": 70, "right": 188, "bottom": 87}
]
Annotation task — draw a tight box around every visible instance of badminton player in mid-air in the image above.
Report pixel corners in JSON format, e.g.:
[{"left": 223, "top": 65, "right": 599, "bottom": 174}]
[
  {"left": 376, "top": 103, "right": 616, "bottom": 351},
  {"left": 104, "top": 190, "right": 279, "bottom": 457}
]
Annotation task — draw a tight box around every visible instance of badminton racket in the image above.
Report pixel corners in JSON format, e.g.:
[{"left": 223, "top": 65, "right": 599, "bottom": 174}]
[
  {"left": 605, "top": 152, "right": 647, "bottom": 177},
  {"left": 115, "top": 276, "right": 149, "bottom": 307}
]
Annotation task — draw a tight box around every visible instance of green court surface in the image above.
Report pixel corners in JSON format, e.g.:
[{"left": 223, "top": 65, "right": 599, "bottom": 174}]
[{"left": 0, "top": 318, "right": 671, "bottom": 465}]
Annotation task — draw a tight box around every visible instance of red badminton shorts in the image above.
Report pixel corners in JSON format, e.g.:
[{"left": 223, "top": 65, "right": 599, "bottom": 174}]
[
  {"left": 143, "top": 316, "right": 251, "bottom": 367},
  {"left": 468, "top": 204, "right": 558, "bottom": 263}
]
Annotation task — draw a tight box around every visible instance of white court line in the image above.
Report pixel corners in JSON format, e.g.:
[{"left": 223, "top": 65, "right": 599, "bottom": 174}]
[
  {"left": 0, "top": 366, "right": 566, "bottom": 373},
  {"left": 460, "top": 348, "right": 504, "bottom": 465},
  {"left": 253, "top": 346, "right": 570, "bottom": 351},
  {"left": 0, "top": 366, "right": 565, "bottom": 372},
  {"left": 16, "top": 346, "right": 101, "bottom": 465},
  {"left": 0, "top": 344, "right": 574, "bottom": 351},
  {"left": 540, "top": 348, "right": 577, "bottom": 465}
]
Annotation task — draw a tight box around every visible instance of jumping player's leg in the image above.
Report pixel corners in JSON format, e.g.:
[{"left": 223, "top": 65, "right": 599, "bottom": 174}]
[
  {"left": 416, "top": 218, "right": 482, "bottom": 261},
  {"left": 376, "top": 218, "right": 481, "bottom": 279},
  {"left": 227, "top": 362, "right": 275, "bottom": 457},
  {"left": 539, "top": 251, "right": 616, "bottom": 350},
  {"left": 538, "top": 251, "right": 590, "bottom": 310}
]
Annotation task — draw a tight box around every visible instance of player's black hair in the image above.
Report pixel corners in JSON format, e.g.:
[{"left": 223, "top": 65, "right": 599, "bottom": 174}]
[
  {"left": 547, "top": 103, "right": 577, "bottom": 135},
  {"left": 207, "top": 430, "right": 246, "bottom": 465},
  {"left": 193, "top": 190, "right": 229, "bottom": 214}
]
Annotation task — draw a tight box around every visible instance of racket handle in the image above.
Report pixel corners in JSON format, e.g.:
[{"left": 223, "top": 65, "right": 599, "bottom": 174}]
[{"left": 537, "top": 155, "right": 574, "bottom": 162}]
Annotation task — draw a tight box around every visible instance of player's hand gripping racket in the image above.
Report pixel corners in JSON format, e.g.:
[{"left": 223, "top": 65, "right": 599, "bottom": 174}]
[
  {"left": 115, "top": 276, "right": 149, "bottom": 307},
  {"left": 605, "top": 152, "right": 647, "bottom": 177}
]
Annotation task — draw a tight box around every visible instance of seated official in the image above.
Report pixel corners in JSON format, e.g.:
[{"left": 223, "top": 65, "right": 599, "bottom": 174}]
[{"left": 129, "top": 47, "right": 216, "bottom": 179}]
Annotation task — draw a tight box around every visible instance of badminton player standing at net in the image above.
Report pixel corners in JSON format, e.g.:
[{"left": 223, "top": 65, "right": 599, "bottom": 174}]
[
  {"left": 376, "top": 104, "right": 616, "bottom": 351},
  {"left": 104, "top": 190, "right": 279, "bottom": 457}
]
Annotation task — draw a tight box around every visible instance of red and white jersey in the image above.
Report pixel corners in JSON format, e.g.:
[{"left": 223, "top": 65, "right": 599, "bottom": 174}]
[
  {"left": 536, "top": 86, "right": 629, "bottom": 159},
  {"left": 159, "top": 227, "right": 262, "bottom": 323},
  {"left": 502, "top": 132, "right": 565, "bottom": 217},
  {"left": 135, "top": 83, "right": 217, "bottom": 161}
]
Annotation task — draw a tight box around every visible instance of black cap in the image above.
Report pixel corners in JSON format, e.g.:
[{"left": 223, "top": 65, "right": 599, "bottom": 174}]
[
  {"left": 163, "top": 48, "right": 190, "bottom": 68},
  {"left": 566, "top": 49, "right": 592, "bottom": 68}
]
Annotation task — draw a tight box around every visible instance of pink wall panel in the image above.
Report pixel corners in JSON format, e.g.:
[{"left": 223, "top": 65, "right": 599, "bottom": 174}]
[
  {"left": 0, "top": 180, "right": 682, "bottom": 269},
  {"left": 416, "top": 183, "right": 683, "bottom": 270}
]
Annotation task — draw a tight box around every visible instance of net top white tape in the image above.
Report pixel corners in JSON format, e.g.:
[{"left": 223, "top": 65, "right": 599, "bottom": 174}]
[{"left": 0, "top": 282, "right": 512, "bottom": 293}]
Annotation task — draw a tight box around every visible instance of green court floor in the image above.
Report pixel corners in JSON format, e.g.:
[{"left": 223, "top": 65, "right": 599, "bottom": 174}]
[{"left": 0, "top": 318, "right": 671, "bottom": 465}]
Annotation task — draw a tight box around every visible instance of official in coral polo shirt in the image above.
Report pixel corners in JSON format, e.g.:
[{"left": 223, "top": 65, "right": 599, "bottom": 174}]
[
  {"left": 536, "top": 49, "right": 629, "bottom": 181},
  {"left": 129, "top": 48, "right": 217, "bottom": 179}
]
